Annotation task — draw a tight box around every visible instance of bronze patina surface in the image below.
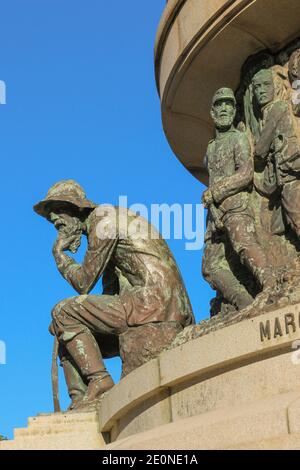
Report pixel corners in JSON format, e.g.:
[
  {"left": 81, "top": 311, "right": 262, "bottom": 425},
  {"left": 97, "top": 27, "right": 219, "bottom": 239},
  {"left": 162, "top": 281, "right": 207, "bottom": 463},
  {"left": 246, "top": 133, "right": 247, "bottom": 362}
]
[
  {"left": 34, "top": 180, "right": 194, "bottom": 411},
  {"left": 203, "top": 39, "right": 300, "bottom": 318}
]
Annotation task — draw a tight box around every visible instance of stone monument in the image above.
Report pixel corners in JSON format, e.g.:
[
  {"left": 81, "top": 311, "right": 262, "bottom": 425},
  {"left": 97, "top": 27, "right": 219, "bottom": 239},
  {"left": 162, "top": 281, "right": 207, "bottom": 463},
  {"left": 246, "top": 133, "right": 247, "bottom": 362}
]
[
  {"left": 33, "top": 179, "right": 194, "bottom": 412},
  {"left": 2, "top": 0, "right": 300, "bottom": 451}
]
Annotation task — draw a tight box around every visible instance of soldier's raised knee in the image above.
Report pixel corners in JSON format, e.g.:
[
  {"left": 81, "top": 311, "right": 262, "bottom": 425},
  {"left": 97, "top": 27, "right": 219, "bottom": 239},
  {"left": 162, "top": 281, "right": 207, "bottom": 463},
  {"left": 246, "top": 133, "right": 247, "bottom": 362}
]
[{"left": 51, "top": 299, "right": 68, "bottom": 322}]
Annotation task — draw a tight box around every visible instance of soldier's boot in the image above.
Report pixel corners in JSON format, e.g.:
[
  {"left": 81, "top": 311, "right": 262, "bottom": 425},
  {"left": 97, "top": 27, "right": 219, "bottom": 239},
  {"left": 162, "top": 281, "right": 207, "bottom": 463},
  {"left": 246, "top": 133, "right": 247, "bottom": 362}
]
[
  {"left": 60, "top": 354, "right": 87, "bottom": 410},
  {"left": 208, "top": 270, "right": 254, "bottom": 311},
  {"left": 231, "top": 290, "right": 254, "bottom": 311},
  {"left": 65, "top": 329, "right": 114, "bottom": 411},
  {"left": 239, "top": 246, "right": 278, "bottom": 293},
  {"left": 250, "top": 266, "right": 280, "bottom": 307}
]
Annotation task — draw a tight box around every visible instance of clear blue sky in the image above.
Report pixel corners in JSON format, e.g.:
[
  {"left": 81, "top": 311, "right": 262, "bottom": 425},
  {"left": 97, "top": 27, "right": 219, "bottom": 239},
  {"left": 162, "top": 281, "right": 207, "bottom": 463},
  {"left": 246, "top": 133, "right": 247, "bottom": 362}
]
[{"left": 0, "top": 0, "right": 212, "bottom": 438}]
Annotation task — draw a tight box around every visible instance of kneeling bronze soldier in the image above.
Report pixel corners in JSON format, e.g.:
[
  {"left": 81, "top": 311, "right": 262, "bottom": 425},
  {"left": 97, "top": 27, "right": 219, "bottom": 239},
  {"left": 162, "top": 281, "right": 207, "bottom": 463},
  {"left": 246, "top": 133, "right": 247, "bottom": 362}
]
[{"left": 34, "top": 180, "right": 194, "bottom": 410}]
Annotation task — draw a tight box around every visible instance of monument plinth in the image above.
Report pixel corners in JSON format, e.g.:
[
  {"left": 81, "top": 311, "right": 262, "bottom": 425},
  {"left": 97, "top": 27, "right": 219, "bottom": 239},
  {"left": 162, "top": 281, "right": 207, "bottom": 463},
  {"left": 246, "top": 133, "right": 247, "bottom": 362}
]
[{"left": 2, "top": 303, "right": 300, "bottom": 450}]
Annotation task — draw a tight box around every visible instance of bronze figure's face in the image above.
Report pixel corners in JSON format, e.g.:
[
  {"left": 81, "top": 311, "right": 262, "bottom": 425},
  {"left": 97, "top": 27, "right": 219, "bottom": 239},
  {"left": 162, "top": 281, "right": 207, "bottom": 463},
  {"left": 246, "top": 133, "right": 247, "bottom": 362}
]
[
  {"left": 252, "top": 69, "right": 275, "bottom": 107},
  {"left": 211, "top": 98, "right": 236, "bottom": 130},
  {"left": 48, "top": 205, "right": 83, "bottom": 254}
]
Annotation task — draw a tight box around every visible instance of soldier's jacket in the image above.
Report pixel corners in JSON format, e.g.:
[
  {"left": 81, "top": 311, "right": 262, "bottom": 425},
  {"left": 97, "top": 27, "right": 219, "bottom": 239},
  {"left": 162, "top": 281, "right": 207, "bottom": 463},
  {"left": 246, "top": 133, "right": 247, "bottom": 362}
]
[
  {"left": 206, "top": 128, "right": 253, "bottom": 217},
  {"left": 255, "top": 100, "right": 300, "bottom": 184},
  {"left": 55, "top": 206, "right": 194, "bottom": 328}
]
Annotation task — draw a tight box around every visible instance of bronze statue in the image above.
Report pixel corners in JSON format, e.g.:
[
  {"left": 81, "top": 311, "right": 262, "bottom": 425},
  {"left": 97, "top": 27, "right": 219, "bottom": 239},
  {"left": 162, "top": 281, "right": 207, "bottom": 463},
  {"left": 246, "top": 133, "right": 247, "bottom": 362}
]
[
  {"left": 34, "top": 180, "right": 194, "bottom": 411},
  {"left": 204, "top": 40, "right": 300, "bottom": 318},
  {"left": 202, "top": 88, "right": 276, "bottom": 314},
  {"left": 253, "top": 68, "right": 300, "bottom": 238}
]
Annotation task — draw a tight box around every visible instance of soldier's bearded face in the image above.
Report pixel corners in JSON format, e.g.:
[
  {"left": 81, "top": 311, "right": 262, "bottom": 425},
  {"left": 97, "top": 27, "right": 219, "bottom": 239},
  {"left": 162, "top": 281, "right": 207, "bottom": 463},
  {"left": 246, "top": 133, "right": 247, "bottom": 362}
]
[
  {"left": 252, "top": 71, "right": 275, "bottom": 107},
  {"left": 49, "top": 210, "right": 83, "bottom": 253},
  {"left": 211, "top": 99, "right": 235, "bottom": 129}
]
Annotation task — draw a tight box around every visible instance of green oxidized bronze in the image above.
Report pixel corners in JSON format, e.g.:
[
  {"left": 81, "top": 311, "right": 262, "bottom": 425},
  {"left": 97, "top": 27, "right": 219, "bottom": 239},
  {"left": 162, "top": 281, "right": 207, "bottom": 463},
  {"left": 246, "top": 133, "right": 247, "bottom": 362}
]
[
  {"left": 204, "top": 39, "right": 300, "bottom": 318},
  {"left": 202, "top": 87, "right": 276, "bottom": 314},
  {"left": 34, "top": 180, "right": 194, "bottom": 412}
]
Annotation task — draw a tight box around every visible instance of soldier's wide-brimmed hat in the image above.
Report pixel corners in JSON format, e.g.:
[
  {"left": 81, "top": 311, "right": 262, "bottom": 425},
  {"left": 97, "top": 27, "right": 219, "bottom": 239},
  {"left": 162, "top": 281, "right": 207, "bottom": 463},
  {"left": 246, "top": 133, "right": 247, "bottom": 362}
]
[
  {"left": 33, "top": 180, "right": 97, "bottom": 218},
  {"left": 212, "top": 87, "right": 236, "bottom": 106}
]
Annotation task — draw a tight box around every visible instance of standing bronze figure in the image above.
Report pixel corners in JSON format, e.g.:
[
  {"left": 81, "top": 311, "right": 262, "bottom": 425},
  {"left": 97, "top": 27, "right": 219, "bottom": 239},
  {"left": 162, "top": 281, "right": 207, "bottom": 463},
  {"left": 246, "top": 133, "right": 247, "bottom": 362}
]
[
  {"left": 253, "top": 68, "right": 300, "bottom": 238},
  {"left": 202, "top": 88, "right": 276, "bottom": 313}
]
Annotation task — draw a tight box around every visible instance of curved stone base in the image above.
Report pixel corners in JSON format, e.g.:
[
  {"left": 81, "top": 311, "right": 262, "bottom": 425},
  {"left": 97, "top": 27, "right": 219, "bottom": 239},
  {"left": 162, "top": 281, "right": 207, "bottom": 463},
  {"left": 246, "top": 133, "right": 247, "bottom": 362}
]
[
  {"left": 2, "top": 303, "right": 300, "bottom": 450},
  {"left": 106, "top": 392, "right": 300, "bottom": 450},
  {"left": 155, "top": 0, "right": 300, "bottom": 183}
]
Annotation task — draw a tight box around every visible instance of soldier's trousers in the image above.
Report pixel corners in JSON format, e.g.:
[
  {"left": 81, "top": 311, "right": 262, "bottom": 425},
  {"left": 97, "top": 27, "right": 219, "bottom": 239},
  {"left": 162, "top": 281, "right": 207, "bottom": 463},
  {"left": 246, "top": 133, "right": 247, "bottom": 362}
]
[
  {"left": 51, "top": 294, "right": 128, "bottom": 359},
  {"left": 50, "top": 295, "right": 129, "bottom": 404},
  {"left": 223, "top": 212, "right": 270, "bottom": 287},
  {"left": 202, "top": 231, "right": 253, "bottom": 310},
  {"left": 281, "top": 180, "right": 300, "bottom": 237},
  {"left": 203, "top": 212, "right": 270, "bottom": 308}
]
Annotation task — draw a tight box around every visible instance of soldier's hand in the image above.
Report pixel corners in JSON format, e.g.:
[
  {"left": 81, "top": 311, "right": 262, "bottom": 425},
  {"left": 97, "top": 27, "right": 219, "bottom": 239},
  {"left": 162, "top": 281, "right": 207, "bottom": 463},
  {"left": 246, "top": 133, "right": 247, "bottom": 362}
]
[
  {"left": 202, "top": 189, "right": 213, "bottom": 208},
  {"left": 53, "top": 233, "right": 77, "bottom": 254}
]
